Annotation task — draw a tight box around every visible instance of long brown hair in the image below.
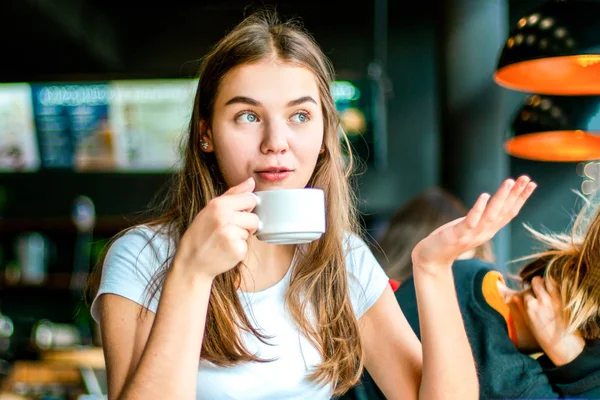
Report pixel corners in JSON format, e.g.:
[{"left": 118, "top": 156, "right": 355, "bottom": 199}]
[
  {"left": 86, "top": 10, "right": 362, "bottom": 394},
  {"left": 517, "top": 198, "right": 600, "bottom": 340},
  {"left": 376, "top": 187, "right": 495, "bottom": 282}
]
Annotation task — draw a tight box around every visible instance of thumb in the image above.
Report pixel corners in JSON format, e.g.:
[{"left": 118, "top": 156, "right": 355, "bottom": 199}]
[{"left": 224, "top": 177, "right": 255, "bottom": 195}]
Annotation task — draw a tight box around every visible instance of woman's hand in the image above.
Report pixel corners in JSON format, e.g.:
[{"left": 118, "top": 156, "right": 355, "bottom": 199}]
[
  {"left": 412, "top": 175, "right": 536, "bottom": 275},
  {"left": 174, "top": 177, "right": 260, "bottom": 281}
]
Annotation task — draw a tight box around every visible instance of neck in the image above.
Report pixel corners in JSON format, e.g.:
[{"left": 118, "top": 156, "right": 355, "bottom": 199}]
[{"left": 238, "top": 236, "right": 296, "bottom": 292}]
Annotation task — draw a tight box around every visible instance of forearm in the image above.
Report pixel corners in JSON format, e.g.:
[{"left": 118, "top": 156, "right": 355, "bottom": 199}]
[
  {"left": 413, "top": 266, "right": 478, "bottom": 400},
  {"left": 120, "top": 264, "right": 212, "bottom": 400}
]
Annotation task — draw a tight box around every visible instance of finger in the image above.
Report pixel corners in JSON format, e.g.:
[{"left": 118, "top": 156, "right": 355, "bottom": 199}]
[
  {"left": 234, "top": 211, "right": 260, "bottom": 234},
  {"left": 228, "top": 224, "right": 250, "bottom": 241},
  {"left": 224, "top": 177, "right": 256, "bottom": 195},
  {"left": 531, "top": 276, "right": 552, "bottom": 306},
  {"left": 219, "top": 192, "right": 258, "bottom": 212},
  {"left": 524, "top": 292, "right": 539, "bottom": 311},
  {"left": 506, "top": 181, "right": 537, "bottom": 218},
  {"left": 477, "top": 179, "right": 516, "bottom": 225},
  {"left": 523, "top": 294, "right": 542, "bottom": 327},
  {"left": 462, "top": 193, "right": 490, "bottom": 230},
  {"left": 545, "top": 278, "right": 561, "bottom": 302},
  {"left": 239, "top": 227, "right": 250, "bottom": 241},
  {"left": 500, "top": 175, "right": 531, "bottom": 211}
]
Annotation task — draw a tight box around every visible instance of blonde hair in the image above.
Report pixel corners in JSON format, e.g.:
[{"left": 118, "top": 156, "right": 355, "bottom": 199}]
[
  {"left": 87, "top": 10, "right": 362, "bottom": 395},
  {"left": 517, "top": 198, "right": 600, "bottom": 340},
  {"left": 376, "top": 187, "right": 495, "bottom": 282}
]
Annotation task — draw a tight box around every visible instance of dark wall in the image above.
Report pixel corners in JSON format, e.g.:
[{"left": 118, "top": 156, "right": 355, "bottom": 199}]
[
  {"left": 358, "top": 2, "right": 440, "bottom": 223},
  {"left": 437, "top": 0, "right": 512, "bottom": 270},
  {"left": 505, "top": 0, "right": 587, "bottom": 272}
]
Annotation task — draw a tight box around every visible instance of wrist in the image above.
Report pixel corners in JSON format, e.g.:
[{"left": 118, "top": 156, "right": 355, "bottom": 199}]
[
  {"left": 412, "top": 260, "right": 454, "bottom": 279},
  {"left": 169, "top": 256, "right": 215, "bottom": 292},
  {"left": 543, "top": 333, "right": 585, "bottom": 366}
]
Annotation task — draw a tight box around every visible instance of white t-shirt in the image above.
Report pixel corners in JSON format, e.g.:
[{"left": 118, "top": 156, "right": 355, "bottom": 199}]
[{"left": 91, "top": 225, "right": 388, "bottom": 400}]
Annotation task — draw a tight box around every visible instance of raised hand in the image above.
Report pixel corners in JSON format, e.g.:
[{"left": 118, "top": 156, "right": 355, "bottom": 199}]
[
  {"left": 412, "top": 176, "right": 536, "bottom": 274},
  {"left": 517, "top": 277, "right": 585, "bottom": 366},
  {"left": 175, "top": 177, "right": 260, "bottom": 281}
]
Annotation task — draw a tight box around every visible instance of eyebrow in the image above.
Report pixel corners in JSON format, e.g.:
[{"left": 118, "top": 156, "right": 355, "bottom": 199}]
[
  {"left": 287, "top": 96, "right": 317, "bottom": 107},
  {"left": 224, "top": 96, "right": 318, "bottom": 107},
  {"left": 224, "top": 96, "right": 260, "bottom": 106}
]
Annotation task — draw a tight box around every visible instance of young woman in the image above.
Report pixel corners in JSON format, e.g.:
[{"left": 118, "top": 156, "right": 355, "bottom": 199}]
[{"left": 87, "top": 10, "right": 535, "bottom": 400}]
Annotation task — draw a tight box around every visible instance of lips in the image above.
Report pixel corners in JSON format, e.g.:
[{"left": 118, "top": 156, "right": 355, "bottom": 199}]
[{"left": 255, "top": 167, "right": 293, "bottom": 182}]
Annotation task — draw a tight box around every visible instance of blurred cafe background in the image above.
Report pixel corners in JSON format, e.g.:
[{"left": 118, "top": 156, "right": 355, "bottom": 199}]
[{"left": 0, "top": 0, "right": 599, "bottom": 398}]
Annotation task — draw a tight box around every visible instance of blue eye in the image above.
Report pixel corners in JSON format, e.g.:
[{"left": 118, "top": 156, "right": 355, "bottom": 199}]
[
  {"left": 237, "top": 112, "right": 259, "bottom": 123},
  {"left": 290, "top": 112, "right": 310, "bottom": 124}
]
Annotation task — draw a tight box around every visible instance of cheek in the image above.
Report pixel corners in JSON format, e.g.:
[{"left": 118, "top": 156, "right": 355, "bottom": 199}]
[
  {"left": 211, "top": 133, "right": 252, "bottom": 181},
  {"left": 214, "top": 151, "right": 247, "bottom": 188},
  {"left": 215, "top": 145, "right": 251, "bottom": 172},
  {"left": 290, "top": 141, "right": 321, "bottom": 168},
  {"left": 296, "top": 125, "right": 324, "bottom": 159}
]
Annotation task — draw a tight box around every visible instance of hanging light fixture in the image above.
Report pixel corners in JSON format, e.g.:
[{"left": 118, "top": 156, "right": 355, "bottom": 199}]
[
  {"left": 495, "top": 0, "right": 600, "bottom": 95},
  {"left": 505, "top": 94, "right": 600, "bottom": 161}
]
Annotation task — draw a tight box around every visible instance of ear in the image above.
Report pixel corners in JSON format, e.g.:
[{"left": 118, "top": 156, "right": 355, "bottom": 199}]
[
  {"left": 199, "top": 120, "right": 214, "bottom": 153},
  {"left": 319, "top": 144, "right": 326, "bottom": 154}
]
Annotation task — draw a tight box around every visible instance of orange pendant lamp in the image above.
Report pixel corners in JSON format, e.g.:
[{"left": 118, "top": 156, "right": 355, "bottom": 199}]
[
  {"left": 495, "top": 0, "right": 600, "bottom": 95},
  {"left": 506, "top": 94, "right": 600, "bottom": 161}
]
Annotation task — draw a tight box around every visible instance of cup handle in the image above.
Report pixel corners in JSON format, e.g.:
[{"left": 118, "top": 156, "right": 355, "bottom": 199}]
[
  {"left": 249, "top": 192, "right": 261, "bottom": 206},
  {"left": 249, "top": 193, "right": 263, "bottom": 231}
]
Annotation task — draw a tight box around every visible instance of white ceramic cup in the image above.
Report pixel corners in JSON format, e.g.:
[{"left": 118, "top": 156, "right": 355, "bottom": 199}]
[{"left": 251, "top": 188, "right": 326, "bottom": 244}]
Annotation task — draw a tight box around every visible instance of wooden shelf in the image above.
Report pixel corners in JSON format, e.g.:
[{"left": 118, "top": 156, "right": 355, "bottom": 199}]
[
  {"left": 41, "top": 347, "right": 105, "bottom": 369},
  {"left": 0, "top": 273, "right": 74, "bottom": 291}
]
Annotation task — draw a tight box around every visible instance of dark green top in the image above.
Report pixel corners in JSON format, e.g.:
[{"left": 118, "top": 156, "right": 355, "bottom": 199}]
[{"left": 340, "top": 259, "right": 600, "bottom": 399}]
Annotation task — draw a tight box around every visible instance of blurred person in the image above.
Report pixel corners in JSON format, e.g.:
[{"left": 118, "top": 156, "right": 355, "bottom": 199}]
[{"left": 374, "top": 187, "right": 495, "bottom": 286}]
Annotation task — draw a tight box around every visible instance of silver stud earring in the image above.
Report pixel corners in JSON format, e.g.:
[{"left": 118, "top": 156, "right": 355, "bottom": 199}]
[{"left": 201, "top": 141, "right": 209, "bottom": 150}]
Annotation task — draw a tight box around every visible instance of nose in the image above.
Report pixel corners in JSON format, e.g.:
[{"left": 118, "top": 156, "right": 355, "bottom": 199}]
[{"left": 260, "top": 120, "right": 290, "bottom": 155}]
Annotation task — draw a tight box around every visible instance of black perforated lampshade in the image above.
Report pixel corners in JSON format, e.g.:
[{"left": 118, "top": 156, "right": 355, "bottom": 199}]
[
  {"left": 495, "top": 0, "right": 600, "bottom": 95},
  {"left": 506, "top": 94, "right": 600, "bottom": 161}
]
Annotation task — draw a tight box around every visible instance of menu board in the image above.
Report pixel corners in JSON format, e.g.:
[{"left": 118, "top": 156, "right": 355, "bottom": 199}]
[
  {"left": 0, "top": 78, "right": 373, "bottom": 172},
  {"left": 0, "top": 79, "right": 197, "bottom": 173},
  {"left": 108, "top": 79, "right": 197, "bottom": 171},
  {"left": 0, "top": 83, "right": 40, "bottom": 172},
  {"left": 31, "top": 83, "right": 111, "bottom": 170}
]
